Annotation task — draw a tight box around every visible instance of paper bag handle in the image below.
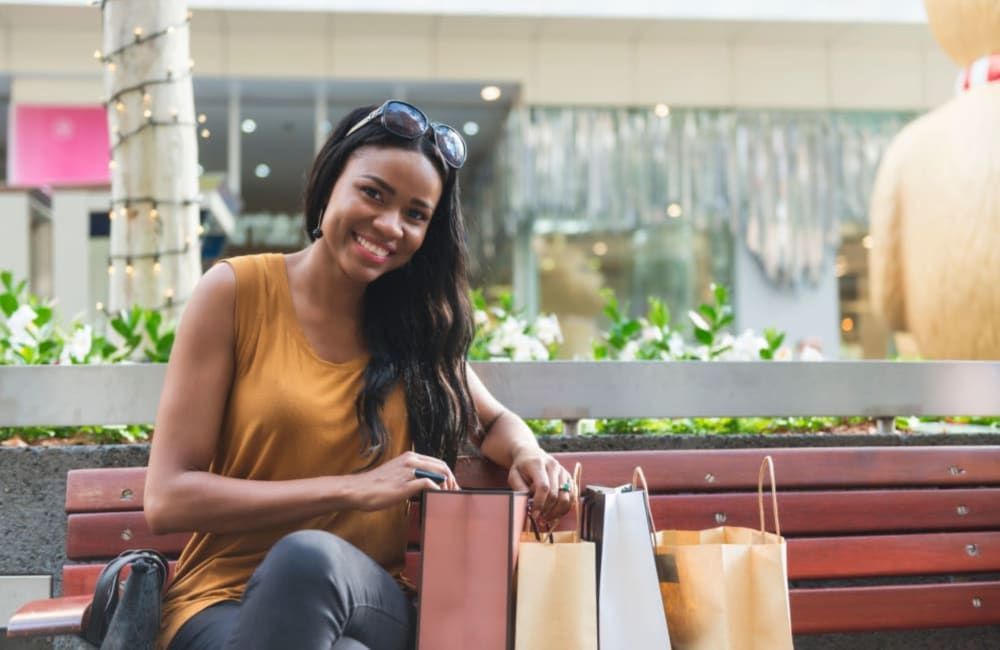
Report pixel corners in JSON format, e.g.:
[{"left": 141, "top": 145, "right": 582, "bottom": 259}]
[
  {"left": 757, "top": 455, "right": 781, "bottom": 536},
  {"left": 632, "top": 466, "right": 658, "bottom": 546}
]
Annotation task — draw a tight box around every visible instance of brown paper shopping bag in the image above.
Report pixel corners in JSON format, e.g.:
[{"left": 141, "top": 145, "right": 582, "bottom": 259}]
[
  {"left": 416, "top": 489, "right": 529, "bottom": 650},
  {"left": 654, "top": 456, "right": 793, "bottom": 650},
  {"left": 515, "top": 463, "right": 597, "bottom": 650}
]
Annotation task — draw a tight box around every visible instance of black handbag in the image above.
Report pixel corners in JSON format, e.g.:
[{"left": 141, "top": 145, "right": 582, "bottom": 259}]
[{"left": 82, "top": 549, "right": 169, "bottom": 649}]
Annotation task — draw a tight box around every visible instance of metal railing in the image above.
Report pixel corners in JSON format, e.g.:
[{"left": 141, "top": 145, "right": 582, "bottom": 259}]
[{"left": 1, "top": 361, "right": 998, "bottom": 435}]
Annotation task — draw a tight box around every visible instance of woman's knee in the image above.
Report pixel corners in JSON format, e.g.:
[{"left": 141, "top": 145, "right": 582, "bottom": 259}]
[{"left": 264, "top": 530, "right": 369, "bottom": 585}]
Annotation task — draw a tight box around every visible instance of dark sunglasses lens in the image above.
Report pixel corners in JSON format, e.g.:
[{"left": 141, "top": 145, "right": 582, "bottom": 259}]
[
  {"left": 433, "top": 124, "right": 467, "bottom": 168},
  {"left": 383, "top": 101, "right": 427, "bottom": 138}
]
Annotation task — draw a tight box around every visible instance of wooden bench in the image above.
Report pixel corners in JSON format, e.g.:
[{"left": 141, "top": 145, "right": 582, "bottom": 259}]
[{"left": 8, "top": 446, "right": 1000, "bottom": 640}]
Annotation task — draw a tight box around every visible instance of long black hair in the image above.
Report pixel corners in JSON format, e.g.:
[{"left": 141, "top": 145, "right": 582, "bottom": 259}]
[{"left": 303, "top": 105, "right": 477, "bottom": 468}]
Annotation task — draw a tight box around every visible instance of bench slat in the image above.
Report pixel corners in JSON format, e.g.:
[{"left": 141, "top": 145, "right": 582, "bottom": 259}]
[
  {"left": 66, "top": 467, "right": 148, "bottom": 514},
  {"left": 59, "top": 528, "right": 1000, "bottom": 601},
  {"left": 4, "top": 595, "right": 91, "bottom": 638},
  {"left": 790, "top": 580, "right": 1000, "bottom": 633},
  {"left": 42, "top": 569, "right": 1000, "bottom": 635},
  {"left": 647, "top": 488, "right": 1000, "bottom": 535},
  {"left": 64, "top": 447, "right": 1000, "bottom": 514},
  {"left": 67, "top": 487, "right": 1000, "bottom": 560},
  {"left": 66, "top": 512, "right": 190, "bottom": 560},
  {"left": 550, "top": 448, "right": 1000, "bottom": 490}
]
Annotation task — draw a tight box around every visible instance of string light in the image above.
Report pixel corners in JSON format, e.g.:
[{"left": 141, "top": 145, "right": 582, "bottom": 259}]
[
  {"left": 97, "top": 1, "right": 201, "bottom": 315},
  {"left": 197, "top": 114, "right": 207, "bottom": 124}
]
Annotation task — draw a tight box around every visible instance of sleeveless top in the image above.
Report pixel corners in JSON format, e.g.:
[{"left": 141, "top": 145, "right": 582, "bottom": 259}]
[{"left": 157, "top": 253, "right": 412, "bottom": 648}]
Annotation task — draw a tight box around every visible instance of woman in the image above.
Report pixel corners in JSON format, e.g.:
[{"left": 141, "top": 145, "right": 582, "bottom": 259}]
[{"left": 145, "top": 101, "right": 575, "bottom": 650}]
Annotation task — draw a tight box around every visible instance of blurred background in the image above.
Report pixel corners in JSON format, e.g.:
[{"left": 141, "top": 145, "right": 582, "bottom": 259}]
[{"left": 0, "top": 0, "right": 959, "bottom": 359}]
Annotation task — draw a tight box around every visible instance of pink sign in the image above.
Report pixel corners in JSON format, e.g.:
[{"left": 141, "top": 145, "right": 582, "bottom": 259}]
[{"left": 8, "top": 105, "right": 110, "bottom": 187}]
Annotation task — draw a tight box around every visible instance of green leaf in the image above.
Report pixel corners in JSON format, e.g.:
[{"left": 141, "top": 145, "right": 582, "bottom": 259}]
[
  {"left": 34, "top": 306, "right": 53, "bottom": 327},
  {"left": 592, "top": 344, "right": 608, "bottom": 360},
  {"left": 127, "top": 307, "right": 142, "bottom": 330},
  {"left": 717, "top": 314, "right": 735, "bottom": 329},
  {"left": 0, "top": 294, "right": 17, "bottom": 317},
  {"left": 647, "top": 298, "right": 669, "bottom": 328},
  {"left": 111, "top": 318, "right": 133, "bottom": 339},
  {"left": 694, "top": 328, "right": 713, "bottom": 345},
  {"left": 144, "top": 311, "right": 162, "bottom": 340},
  {"left": 38, "top": 340, "right": 58, "bottom": 358},
  {"left": 0, "top": 271, "right": 12, "bottom": 292},
  {"left": 760, "top": 349, "right": 774, "bottom": 360},
  {"left": 156, "top": 332, "right": 175, "bottom": 356},
  {"left": 714, "top": 284, "right": 729, "bottom": 306},
  {"left": 698, "top": 304, "right": 717, "bottom": 323},
  {"left": 620, "top": 320, "right": 642, "bottom": 338}
]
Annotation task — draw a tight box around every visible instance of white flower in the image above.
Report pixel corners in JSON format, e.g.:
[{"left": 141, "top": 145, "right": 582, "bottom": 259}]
[
  {"left": 720, "top": 329, "right": 767, "bottom": 361},
  {"left": 6, "top": 304, "right": 38, "bottom": 347},
  {"left": 510, "top": 333, "right": 550, "bottom": 361},
  {"left": 667, "top": 332, "right": 685, "bottom": 358},
  {"left": 692, "top": 345, "right": 710, "bottom": 361},
  {"left": 619, "top": 340, "right": 640, "bottom": 361},
  {"left": 487, "top": 337, "right": 506, "bottom": 356},
  {"left": 798, "top": 345, "right": 824, "bottom": 361},
  {"left": 533, "top": 314, "right": 563, "bottom": 347},
  {"left": 474, "top": 310, "right": 489, "bottom": 327},
  {"left": 67, "top": 325, "right": 93, "bottom": 362},
  {"left": 640, "top": 325, "right": 663, "bottom": 344},
  {"left": 773, "top": 346, "right": 793, "bottom": 361}
]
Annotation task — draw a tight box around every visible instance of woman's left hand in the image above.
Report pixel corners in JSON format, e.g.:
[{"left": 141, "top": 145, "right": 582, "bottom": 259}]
[{"left": 507, "top": 448, "right": 575, "bottom": 524}]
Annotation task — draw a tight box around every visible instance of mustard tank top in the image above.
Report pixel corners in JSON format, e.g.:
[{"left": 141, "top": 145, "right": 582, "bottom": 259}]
[{"left": 157, "top": 253, "right": 411, "bottom": 647}]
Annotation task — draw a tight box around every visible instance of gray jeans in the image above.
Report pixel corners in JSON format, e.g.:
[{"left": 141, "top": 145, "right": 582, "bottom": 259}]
[{"left": 168, "top": 530, "right": 415, "bottom": 650}]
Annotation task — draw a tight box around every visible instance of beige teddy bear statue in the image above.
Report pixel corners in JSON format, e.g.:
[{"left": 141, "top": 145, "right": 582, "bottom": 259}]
[{"left": 869, "top": 0, "right": 1000, "bottom": 359}]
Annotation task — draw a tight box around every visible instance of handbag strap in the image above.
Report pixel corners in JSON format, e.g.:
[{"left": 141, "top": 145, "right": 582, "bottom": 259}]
[
  {"left": 83, "top": 549, "right": 169, "bottom": 645},
  {"left": 757, "top": 456, "right": 781, "bottom": 536}
]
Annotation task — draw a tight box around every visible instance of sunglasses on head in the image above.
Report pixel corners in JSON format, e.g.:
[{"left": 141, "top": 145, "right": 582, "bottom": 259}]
[{"left": 344, "top": 100, "right": 468, "bottom": 169}]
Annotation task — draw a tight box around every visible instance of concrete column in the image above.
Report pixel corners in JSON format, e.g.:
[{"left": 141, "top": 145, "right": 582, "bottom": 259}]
[
  {"left": 732, "top": 241, "right": 841, "bottom": 358},
  {"left": 51, "top": 187, "right": 109, "bottom": 324},
  {"left": 0, "top": 192, "right": 32, "bottom": 286}
]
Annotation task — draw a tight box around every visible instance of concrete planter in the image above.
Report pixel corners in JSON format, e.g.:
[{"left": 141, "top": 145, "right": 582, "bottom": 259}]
[{"left": 2, "top": 437, "right": 997, "bottom": 649}]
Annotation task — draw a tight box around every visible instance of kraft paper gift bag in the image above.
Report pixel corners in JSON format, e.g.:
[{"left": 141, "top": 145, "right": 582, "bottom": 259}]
[
  {"left": 515, "top": 463, "right": 597, "bottom": 650},
  {"left": 582, "top": 467, "right": 672, "bottom": 650},
  {"left": 654, "top": 456, "right": 793, "bottom": 650},
  {"left": 417, "top": 490, "right": 529, "bottom": 650}
]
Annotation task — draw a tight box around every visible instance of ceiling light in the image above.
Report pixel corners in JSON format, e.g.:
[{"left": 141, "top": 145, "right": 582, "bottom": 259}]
[
  {"left": 463, "top": 121, "right": 480, "bottom": 136},
  {"left": 480, "top": 85, "right": 502, "bottom": 102},
  {"left": 654, "top": 103, "right": 670, "bottom": 118},
  {"left": 667, "top": 203, "right": 682, "bottom": 218},
  {"left": 200, "top": 128, "right": 210, "bottom": 139},
  {"left": 241, "top": 118, "right": 257, "bottom": 134},
  {"left": 197, "top": 113, "right": 207, "bottom": 124},
  {"left": 254, "top": 163, "right": 271, "bottom": 179}
]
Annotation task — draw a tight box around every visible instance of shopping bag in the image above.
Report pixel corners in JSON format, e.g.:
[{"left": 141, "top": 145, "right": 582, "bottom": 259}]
[
  {"left": 582, "top": 467, "right": 672, "bottom": 650},
  {"left": 515, "top": 463, "right": 597, "bottom": 650},
  {"left": 654, "top": 456, "right": 793, "bottom": 650},
  {"left": 416, "top": 489, "right": 529, "bottom": 650}
]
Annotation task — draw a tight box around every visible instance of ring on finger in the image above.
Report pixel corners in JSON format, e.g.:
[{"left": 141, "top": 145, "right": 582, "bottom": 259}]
[{"left": 558, "top": 480, "right": 573, "bottom": 492}]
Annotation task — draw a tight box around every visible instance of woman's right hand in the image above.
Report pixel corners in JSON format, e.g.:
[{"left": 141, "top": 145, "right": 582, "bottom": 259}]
[{"left": 352, "top": 451, "right": 459, "bottom": 511}]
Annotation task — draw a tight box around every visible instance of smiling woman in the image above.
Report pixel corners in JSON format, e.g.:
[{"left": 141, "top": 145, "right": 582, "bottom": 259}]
[{"left": 145, "top": 100, "right": 575, "bottom": 650}]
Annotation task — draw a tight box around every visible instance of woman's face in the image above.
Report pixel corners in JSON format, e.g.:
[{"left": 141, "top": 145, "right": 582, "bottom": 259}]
[{"left": 318, "top": 145, "right": 443, "bottom": 286}]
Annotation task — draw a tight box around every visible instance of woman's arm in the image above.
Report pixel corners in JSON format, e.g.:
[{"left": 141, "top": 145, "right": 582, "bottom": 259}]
[
  {"left": 144, "top": 263, "right": 455, "bottom": 536},
  {"left": 466, "top": 366, "right": 573, "bottom": 522}
]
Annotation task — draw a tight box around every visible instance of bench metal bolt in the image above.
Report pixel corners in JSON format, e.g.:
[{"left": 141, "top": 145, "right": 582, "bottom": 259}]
[
  {"left": 957, "top": 505, "right": 969, "bottom": 516},
  {"left": 715, "top": 512, "right": 727, "bottom": 524},
  {"left": 120, "top": 488, "right": 134, "bottom": 500},
  {"left": 704, "top": 473, "right": 716, "bottom": 483},
  {"left": 121, "top": 528, "right": 133, "bottom": 541},
  {"left": 875, "top": 417, "right": 895, "bottom": 434},
  {"left": 966, "top": 544, "right": 979, "bottom": 557},
  {"left": 949, "top": 466, "right": 965, "bottom": 476},
  {"left": 972, "top": 598, "right": 982, "bottom": 608}
]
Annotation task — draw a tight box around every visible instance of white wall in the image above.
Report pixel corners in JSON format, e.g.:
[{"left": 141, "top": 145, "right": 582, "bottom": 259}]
[{"left": 0, "top": 8, "right": 960, "bottom": 111}]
